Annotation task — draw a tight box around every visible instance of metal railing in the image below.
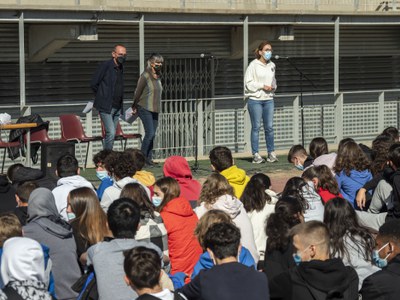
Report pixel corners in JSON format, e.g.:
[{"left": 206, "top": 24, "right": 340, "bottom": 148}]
[{"left": 0, "top": 88, "right": 399, "bottom": 169}]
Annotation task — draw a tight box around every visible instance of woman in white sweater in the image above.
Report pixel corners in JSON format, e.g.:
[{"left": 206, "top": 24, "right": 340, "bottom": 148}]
[
  {"left": 240, "top": 173, "right": 278, "bottom": 261},
  {"left": 195, "top": 173, "right": 259, "bottom": 263},
  {"left": 244, "top": 40, "right": 278, "bottom": 164}
]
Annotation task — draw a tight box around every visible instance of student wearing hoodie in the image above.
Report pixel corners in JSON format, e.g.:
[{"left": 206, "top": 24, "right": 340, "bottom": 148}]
[
  {"left": 209, "top": 146, "right": 250, "bottom": 199},
  {"left": 334, "top": 141, "right": 372, "bottom": 209},
  {"left": 52, "top": 154, "right": 95, "bottom": 220},
  {"left": 125, "top": 148, "right": 156, "bottom": 187},
  {"left": 269, "top": 221, "right": 359, "bottom": 300},
  {"left": 23, "top": 188, "right": 81, "bottom": 300},
  {"left": 163, "top": 156, "right": 202, "bottom": 202},
  {"left": 195, "top": 173, "right": 259, "bottom": 263},
  {"left": 101, "top": 151, "right": 150, "bottom": 212},
  {"left": 154, "top": 177, "right": 202, "bottom": 276},
  {"left": 0, "top": 237, "right": 53, "bottom": 300}
]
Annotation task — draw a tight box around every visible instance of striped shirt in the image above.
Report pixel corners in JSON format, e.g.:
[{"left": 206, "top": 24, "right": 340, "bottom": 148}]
[{"left": 133, "top": 68, "right": 163, "bottom": 113}]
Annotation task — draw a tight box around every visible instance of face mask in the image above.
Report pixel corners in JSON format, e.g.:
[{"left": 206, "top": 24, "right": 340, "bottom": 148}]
[
  {"left": 293, "top": 245, "right": 310, "bottom": 266},
  {"left": 151, "top": 196, "right": 163, "bottom": 207},
  {"left": 295, "top": 164, "right": 304, "bottom": 171},
  {"left": 117, "top": 56, "right": 126, "bottom": 65},
  {"left": 372, "top": 242, "right": 390, "bottom": 268},
  {"left": 96, "top": 170, "right": 109, "bottom": 181},
  {"left": 67, "top": 212, "right": 76, "bottom": 221},
  {"left": 263, "top": 51, "right": 272, "bottom": 61}
]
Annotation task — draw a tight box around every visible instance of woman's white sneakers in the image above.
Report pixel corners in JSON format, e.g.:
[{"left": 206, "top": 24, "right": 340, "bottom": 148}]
[
  {"left": 267, "top": 152, "right": 279, "bottom": 163},
  {"left": 252, "top": 153, "right": 265, "bottom": 164}
]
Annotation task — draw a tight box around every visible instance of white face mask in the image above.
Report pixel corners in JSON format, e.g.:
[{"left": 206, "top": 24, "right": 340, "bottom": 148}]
[
  {"left": 151, "top": 196, "right": 162, "bottom": 207},
  {"left": 67, "top": 212, "right": 76, "bottom": 221}
]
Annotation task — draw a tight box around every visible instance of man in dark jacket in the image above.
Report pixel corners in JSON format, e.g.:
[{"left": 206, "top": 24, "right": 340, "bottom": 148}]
[
  {"left": 360, "top": 219, "right": 400, "bottom": 300},
  {"left": 270, "top": 221, "right": 359, "bottom": 300},
  {"left": 91, "top": 44, "right": 127, "bottom": 150}
]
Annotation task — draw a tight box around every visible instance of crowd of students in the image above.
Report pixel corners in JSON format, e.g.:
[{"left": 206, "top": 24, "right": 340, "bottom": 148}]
[{"left": 1, "top": 127, "right": 400, "bottom": 299}]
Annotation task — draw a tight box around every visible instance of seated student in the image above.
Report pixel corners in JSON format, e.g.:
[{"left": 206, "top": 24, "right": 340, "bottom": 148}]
[
  {"left": 0, "top": 237, "right": 53, "bottom": 300},
  {"left": 195, "top": 173, "right": 259, "bottom": 263},
  {"left": 209, "top": 146, "right": 250, "bottom": 198},
  {"left": 179, "top": 222, "right": 270, "bottom": 300},
  {"left": 125, "top": 148, "right": 156, "bottom": 187},
  {"left": 14, "top": 181, "right": 38, "bottom": 225},
  {"left": 0, "top": 174, "right": 16, "bottom": 214},
  {"left": 101, "top": 151, "right": 150, "bottom": 212},
  {"left": 308, "top": 137, "right": 337, "bottom": 172},
  {"left": 269, "top": 221, "right": 359, "bottom": 300},
  {"left": 52, "top": 154, "right": 95, "bottom": 220},
  {"left": 287, "top": 144, "right": 314, "bottom": 172},
  {"left": 360, "top": 219, "right": 400, "bottom": 300},
  {"left": 192, "top": 210, "right": 256, "bottom": 279},
  {"left": 154, "top": 177, "right": 203, "bottom": 276},
  {"left": 24, "top": 188, "right": 81, "bottom": 300},
  {"left": 93, "top": 149, "right": 114, "bottom": 200},
  {"left": 163, "top": 156, "right": 202, "bottom": 202},
  {"left": 87, "top": 198, "right": 169, "bottom": 300},
  {"left": 120, "top": 183, "right": 169, "bottom": 257},
  {"left": 382, "top": 126, "right": 399, "bottom": 142},
  {"left": 0, "top": 213, "right": 55, "bottom": 297},
  {"left": 124, "top": 246, "right": 185, "bottom": 300}
]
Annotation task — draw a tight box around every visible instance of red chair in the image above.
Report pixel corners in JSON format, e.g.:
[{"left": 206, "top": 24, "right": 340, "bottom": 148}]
[
  {"left": 23, "top": 121, "right": 62, "bottom": 144},
  {"left": 0, "top": 137, "right": 20, "bottom": 173},
  {"left": 59, "top": 114, "right": 103, "bottom": 169},
  {"left": 100, "top": 119, "right": 142, "bottom": 150}
]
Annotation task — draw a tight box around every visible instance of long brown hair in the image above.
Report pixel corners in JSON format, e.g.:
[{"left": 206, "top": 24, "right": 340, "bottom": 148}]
[
  {"left": 154, "top": 177, "right": 180, "bottom": 212},
  {"left": 120, "top": 183, "right": 155, "bottom": 218},
  {"left": 315, "top": 165, "right": 340, "bottom": 195},
  {"left": 68, "top": 187, "right": 110, "bottom": 245},
  {"left": 198, "top": 173, "right": 234, "bottom": 208},
  {"left": 334, "top": 141, "right": 370, "bottom": 176}
]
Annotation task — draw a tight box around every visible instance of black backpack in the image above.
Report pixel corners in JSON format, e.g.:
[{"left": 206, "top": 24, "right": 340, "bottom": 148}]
[{"left": 71, "top": 268, "right": 98, "bottom": 300}]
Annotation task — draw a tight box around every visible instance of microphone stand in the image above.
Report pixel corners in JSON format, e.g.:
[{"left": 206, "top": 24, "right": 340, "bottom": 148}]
[{"left": 284, "top": 58, "right": 318, "bottom": 147}]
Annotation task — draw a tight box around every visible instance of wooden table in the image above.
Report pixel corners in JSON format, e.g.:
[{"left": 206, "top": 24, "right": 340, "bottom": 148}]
[{"left": 0, "top": 123, "right": 38, "bottom": 167}]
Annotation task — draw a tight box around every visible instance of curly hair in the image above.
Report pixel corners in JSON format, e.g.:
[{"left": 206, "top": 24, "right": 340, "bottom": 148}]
[
  {"left": 334, "top": 141, "right": 370, "bottom": 176},
  {"left": 104, "top": 151, "right": 137, "bottom": 180},
  {"left": 266, "top": 196, "right": 303, "bottom": 253},
  {"left": 198, "top": 173, "right": 234, "bottom": 208},
  {"left": 324, "top": 197, "right": 375, "bottom": 263},
  {"left": 280, "top": 177, "right": 309, "bottom": 211},
  {"left": 370, "top": 135, "right": 394, "bottom": 176}
]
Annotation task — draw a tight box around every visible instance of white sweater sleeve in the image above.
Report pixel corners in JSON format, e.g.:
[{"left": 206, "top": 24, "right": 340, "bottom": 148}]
[{"left": 244, "top": 62, "right": 264, "bottom": 93}]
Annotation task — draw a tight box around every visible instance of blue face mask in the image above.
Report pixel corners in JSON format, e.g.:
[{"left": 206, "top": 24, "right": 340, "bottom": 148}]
[
  {"left": 293, "top": 253, "right": 302, "bottom": 266},
  {"left": 295, "top": 164, "right": 304, "bottom": 171},
  {"left": 67, "top": 212, "right": 76, "bottom": 221},
  {"left": 96, "top": 170, "right": 109, "bottom": 181},
  {"left": 263, "top": 51, "right": 272, "bottom": 61},
  {"left": 372, "top": 242, "right": 390, "bottom": 268},
  {"left": 151, "top": 196, "right": 163, "bottom": 207}
]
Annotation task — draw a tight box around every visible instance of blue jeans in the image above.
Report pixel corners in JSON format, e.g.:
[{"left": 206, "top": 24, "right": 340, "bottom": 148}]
[
  {"left": 99, "top": 107, "right": 121, "bottom": 150},
  {"left": 247, "top": 99, "right": 275, "bottom": 154},
  {"left": 138, "top": 106, "right": 159, "bottom": 161}
]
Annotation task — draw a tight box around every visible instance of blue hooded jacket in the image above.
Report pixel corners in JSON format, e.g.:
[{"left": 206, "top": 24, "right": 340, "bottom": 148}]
[{"left": 336, "top": 169, "right": 372, "bottom": 208}]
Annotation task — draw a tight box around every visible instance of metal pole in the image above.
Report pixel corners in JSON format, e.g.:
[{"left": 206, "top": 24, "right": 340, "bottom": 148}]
[
  {"left": 139, "top": 14, "right": 145, "bottom": 74},
  {"left": 243, "top": 16, "right": 251, "bottom": 153}
]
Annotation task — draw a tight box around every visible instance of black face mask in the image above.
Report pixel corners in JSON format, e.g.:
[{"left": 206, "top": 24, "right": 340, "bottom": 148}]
[
  {"left": 117, "top": 56, "right": 126, "bottom": 65},
  {"left": 153, "top": 65, "right": 162, "bottom": 76}
]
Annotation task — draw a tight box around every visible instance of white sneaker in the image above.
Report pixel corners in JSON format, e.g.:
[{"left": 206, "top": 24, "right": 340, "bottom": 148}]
[
  {"left": 252, "top": 153, "right": 265, "bottom": 164},
  {"left": 267, "top": 152, "right": 278, "bottom": 163}
]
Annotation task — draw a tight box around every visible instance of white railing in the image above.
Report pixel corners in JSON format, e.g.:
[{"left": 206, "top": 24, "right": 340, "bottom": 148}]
[{"left": 1, "top": 88, "right": 399, "bottom": 169}]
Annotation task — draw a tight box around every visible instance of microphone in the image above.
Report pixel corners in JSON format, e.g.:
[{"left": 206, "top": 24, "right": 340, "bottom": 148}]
[
  {"left": 274, "top": 55, "right": 289, "bottom": 60},
  {"left": 200, "top": 53, "right": 214, "bottom": 58}
]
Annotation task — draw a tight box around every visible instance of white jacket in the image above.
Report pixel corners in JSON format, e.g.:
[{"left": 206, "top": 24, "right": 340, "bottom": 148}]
[
  {"left": 52, "top": 175, "right": 95, "bottom": 220},
  {"left": 247, "top": 189, "right": 278, "bottom": 261},
  {"left": 100, "top": 177, "right": 150, "bottom": 212},
  {"left": 244, "top": 58, "right": 277, "bottom": 100},
  {"left": 195, "top": 194, "right": 259, "bottom": 263}
]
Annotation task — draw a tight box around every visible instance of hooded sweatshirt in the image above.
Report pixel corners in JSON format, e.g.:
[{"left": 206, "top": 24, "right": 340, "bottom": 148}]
[
  {"left": 0, "top": 175, "right": 16, "bottom": 214},
  {"left": 160, "top": 197, "right": 202, "bottom": 275},
  {"left": 270, "top": 258, "right": 359, "bottom": 300},
  {"left": 0, "top": 237, "right": 52, "bottom": 300},
  {"left": 100, "top": 177, "right": 150, "bottom": 212},
  {"left": 52, "top": 175, "right": 94, "bottom": 220},
  {"left": 23, "top": 188, "right": 81, "bottom": 300},
  {"left": 244, "top": 58, "right": 277, "bottom": 100},
  {"left": 11, "top": 167, "right": 57, "bottom": 190},
  {"left": 195, "top": 194, "right": 259, "bottom": 263},
  {"left": 133, "top": 170, "right": 156, "bottom": 187},
  {"left": 336, "top": 169, "right": 372, "bottom": 208},
  {"left": 220, "top": 166, "right": 250, "bottom": 199},
  {"left": 163, "top": 156, "right": 202, "bottom": 201}
]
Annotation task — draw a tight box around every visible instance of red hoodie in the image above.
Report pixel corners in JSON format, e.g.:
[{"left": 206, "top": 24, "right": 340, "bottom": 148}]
[
  {"left": 160, "top": 196, "right": 202, "bottom": 275},
  {"left": 318, "top": 187, "right": 343, "bottom": 203},
  {"left": 163, "top": 156, "right": 202, "bottom": 201}
]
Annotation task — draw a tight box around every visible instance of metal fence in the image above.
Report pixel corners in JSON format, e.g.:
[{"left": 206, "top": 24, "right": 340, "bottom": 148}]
[{"left": 1, "top": 88, "right": 399, "bottom": 169}]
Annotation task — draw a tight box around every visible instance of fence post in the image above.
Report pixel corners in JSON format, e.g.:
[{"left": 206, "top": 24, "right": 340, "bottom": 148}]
[
  {"left": 197, "top": 99, "right": 204, "bottom": 157},
  {"left": 293, "top": 96, "right": 300, "bottom": 145},
  {"left": 334, "top": 93, "right": 343, "bottom": 144},
  {"left": 378, "top": 91, "right": 385, "bottom": 133},
  {"left": 85, "top": 110, "right": 94, "bottom": 168}
]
